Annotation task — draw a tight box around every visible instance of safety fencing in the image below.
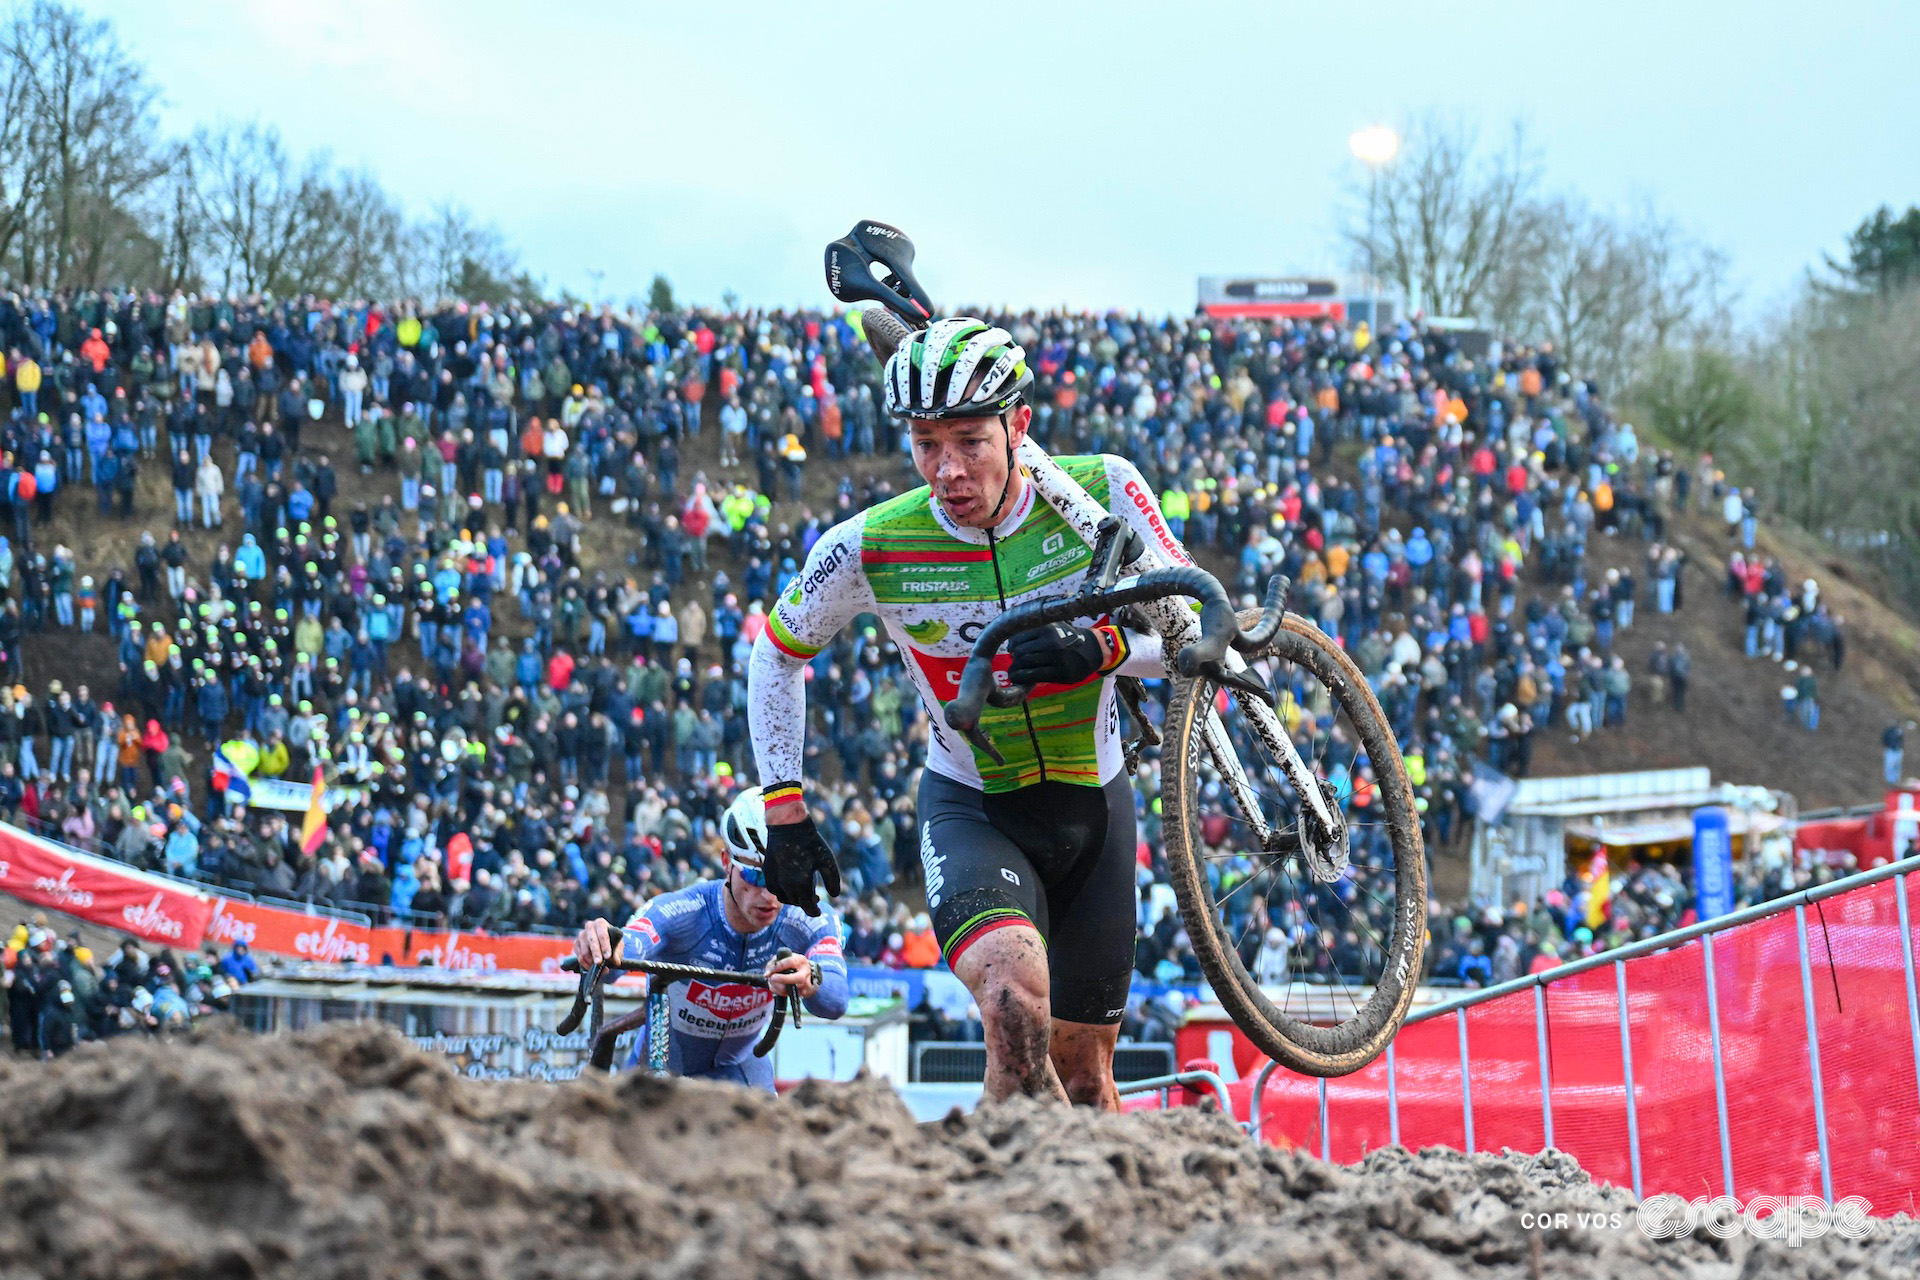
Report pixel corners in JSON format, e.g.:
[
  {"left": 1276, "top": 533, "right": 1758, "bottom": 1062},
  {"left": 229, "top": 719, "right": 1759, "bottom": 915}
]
[{"left": 1231, "top": 855, "right": 1920, "bottom": 1217}]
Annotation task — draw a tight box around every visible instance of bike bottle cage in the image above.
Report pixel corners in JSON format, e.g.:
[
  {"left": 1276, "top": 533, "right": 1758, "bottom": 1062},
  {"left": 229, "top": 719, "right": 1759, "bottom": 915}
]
[{"left": 823, "top": 220, "right": 935, "bottom": 323}]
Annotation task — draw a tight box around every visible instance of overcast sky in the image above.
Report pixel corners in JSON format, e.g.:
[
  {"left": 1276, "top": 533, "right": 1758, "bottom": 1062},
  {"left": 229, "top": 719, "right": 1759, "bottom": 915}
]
[{"left": 82, "top": 0, "right": 1920, "bottom": 317}]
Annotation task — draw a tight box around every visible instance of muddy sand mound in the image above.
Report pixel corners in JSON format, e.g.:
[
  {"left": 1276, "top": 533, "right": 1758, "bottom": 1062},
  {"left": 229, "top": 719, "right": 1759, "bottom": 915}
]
[{"left": 2, "top": 1023, "right": 1913, "bottom": 1280}]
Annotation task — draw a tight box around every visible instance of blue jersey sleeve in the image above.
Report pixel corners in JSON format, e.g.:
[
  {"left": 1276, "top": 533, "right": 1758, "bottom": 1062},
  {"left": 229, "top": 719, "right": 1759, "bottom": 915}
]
[
  {"left": 621, "top": 889, "right": 706, "bottom": 964},
  {"left": 790, "top": 909, "right": 850, "bottom": 1021}
]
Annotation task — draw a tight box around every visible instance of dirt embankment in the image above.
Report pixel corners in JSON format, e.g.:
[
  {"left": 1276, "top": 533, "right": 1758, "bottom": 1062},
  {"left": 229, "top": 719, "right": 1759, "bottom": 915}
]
[{"left": 1, "top": 1023, "right": 1914, "bottom": 1279}]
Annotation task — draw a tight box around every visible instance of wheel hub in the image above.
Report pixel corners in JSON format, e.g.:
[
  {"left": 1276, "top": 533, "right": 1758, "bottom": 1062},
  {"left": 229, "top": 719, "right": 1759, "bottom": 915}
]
[{"left": 1297, "top": 779, "right": 1350, "bottom": 884}]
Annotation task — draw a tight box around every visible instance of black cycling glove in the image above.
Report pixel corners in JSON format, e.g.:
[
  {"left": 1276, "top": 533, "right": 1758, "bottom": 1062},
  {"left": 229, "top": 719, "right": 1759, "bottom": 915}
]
[
  {"left": 763, "top": 812, "right": 842, "bottom": 916},
  {"left": 1006, "top": 622, "right": 1117, "bottom": 686}
]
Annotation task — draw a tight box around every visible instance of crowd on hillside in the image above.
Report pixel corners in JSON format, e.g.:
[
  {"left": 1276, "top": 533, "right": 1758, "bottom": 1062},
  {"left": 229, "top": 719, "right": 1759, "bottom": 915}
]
[{"left": 0, "top": 284, "right": 1848, "bottom": 1005}]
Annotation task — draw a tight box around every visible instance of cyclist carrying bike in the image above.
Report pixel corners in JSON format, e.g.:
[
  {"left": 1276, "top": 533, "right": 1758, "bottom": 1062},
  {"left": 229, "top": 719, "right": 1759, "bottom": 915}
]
[
  {"left": 749, "top": 318, "right": 1193, "bottom": 1109},
  {"left": 571, "top": 785, "right": 849, "bottom": 1091}
]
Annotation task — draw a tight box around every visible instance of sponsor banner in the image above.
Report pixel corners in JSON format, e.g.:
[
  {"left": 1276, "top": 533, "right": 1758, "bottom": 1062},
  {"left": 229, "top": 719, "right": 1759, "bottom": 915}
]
[
  {"left": 367, "top": 925, "right": 575, "bottom": 974},
  {"left": 0, "top": 822, "right": 213, "bottom": 946},
  {"left": 243, "top": 778, "right": 367, "bottom": 814},
  {"left": 1693, "top": 806, "right": 1735, "bottom": 921},
  {"left": 205, "top": 898, "right": 374, "bottom": 965},
  {"left": 411, "top": 1026, "right": 641, "bottom": 1081},
  {"left": 204, "top": 896, "right": 573, "bottom": 974},
  {"left": 842, "top": 964, "right": 974, "bottom": 1019}
]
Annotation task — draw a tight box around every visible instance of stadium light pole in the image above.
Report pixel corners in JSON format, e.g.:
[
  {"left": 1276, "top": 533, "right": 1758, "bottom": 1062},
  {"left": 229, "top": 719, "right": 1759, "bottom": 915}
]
[{"left": 1349, "top": 125, "right": 1400, "bottom": 298}]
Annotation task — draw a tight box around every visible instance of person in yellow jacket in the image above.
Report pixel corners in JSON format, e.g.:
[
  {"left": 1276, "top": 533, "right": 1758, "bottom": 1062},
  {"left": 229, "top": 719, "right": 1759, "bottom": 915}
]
[
  {"left": 256, "top": 735, "right": 290, "bottom": 778},
  {"left": 1403, "top": 748, "right": 1426, "bottom": 787},
  {"left": 1159, "top": 485, "right": 1190, "bottom": 539},
  {"left": 219, "top": 737, "right": 260, "bottom": 778},
  {"left": 721, "top": 487, "right": 754, "bottom": 532},
  {"left": 12, "top": 349, "right": 39, "bottom": 419}
]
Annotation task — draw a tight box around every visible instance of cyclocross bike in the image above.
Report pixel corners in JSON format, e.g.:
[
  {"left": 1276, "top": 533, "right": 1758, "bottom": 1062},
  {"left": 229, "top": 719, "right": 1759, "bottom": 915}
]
[{"left": 824, "top": 222, "right": 1427, "bottom": 1076}]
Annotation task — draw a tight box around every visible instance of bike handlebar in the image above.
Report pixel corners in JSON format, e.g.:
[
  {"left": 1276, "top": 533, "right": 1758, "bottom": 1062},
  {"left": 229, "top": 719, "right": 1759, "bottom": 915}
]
[
  {"left": 1235, "top": 572, "right": 1291, "bottom": 652},
  {"left": 556, "top": 924, "right": 800, "bottom": 1064},
  {"left": 945, "top": 564, "right": 1285, "bottom": 765}
]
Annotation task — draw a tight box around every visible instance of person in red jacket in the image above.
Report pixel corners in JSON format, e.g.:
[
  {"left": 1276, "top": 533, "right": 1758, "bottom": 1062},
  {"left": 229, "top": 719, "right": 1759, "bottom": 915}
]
[{"left": 79, "top": 329, "right": 110, "bottom": 375}]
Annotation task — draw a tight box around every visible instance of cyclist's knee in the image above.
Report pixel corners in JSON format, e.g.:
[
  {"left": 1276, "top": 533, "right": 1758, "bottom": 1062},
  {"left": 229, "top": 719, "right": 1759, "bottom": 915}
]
[
  {"left": 958, "top": 928, "right": 1049, "bottom": 1014},
  {"left": 954, "top": 925, "right": 1052, "bottom": 1080}
]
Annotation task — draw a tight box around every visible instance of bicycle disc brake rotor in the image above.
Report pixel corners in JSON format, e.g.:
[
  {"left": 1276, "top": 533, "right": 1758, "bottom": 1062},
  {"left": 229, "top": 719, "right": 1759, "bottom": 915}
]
[{"left": 1298, "top": 778, "right": 1350, "bottom": 884}]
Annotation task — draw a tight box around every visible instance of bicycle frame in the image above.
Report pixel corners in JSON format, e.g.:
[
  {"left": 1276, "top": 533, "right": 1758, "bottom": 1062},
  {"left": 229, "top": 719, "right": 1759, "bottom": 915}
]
[{"left": 1012, "top": 439, "right": 1345, "bottom": 867}]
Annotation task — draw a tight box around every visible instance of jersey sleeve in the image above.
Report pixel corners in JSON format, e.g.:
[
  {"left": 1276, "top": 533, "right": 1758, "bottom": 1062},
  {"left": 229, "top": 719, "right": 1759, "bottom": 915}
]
[
  {"left": 793, "top": 910, "right": 850, "bottom": 1020},
  {"left": 620, "top": 891, "right": 701, "bottom": 964},
  {"left": 748, "top": 515, "right": 875, "bottom": 785}
]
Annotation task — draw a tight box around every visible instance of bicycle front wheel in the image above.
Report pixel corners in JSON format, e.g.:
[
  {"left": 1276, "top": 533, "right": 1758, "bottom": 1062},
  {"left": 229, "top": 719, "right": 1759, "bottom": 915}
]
[{"left": 1162, "top": 612, "right": 1427, "bottom": 1077}]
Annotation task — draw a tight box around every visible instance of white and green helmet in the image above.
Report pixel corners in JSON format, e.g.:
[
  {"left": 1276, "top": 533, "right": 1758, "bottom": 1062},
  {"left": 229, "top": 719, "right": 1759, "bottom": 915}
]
[
  {"left": 721, "top": 785, "right": 769, "bottom": 867},
  {"left": 883, "top": 317, "right": 1032, "bottom": 420}
]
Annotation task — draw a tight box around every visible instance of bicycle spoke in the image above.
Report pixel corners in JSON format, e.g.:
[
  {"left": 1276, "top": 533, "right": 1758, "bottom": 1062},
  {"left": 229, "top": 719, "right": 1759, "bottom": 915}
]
[
  {"left": 1322, "top": 929, "right": 1364, "bottom": 1018},
  {"left": 1166, "top": 615, "right": 1425, "bottom": 1072},
  {"left": 1195, "top": 781, "right": 1398, "bottom": 993}
]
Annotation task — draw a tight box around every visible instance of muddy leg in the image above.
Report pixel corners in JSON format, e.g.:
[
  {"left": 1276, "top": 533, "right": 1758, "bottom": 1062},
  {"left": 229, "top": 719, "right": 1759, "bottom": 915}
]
[
  {"left": 1049, "top": 1019, "right": 1120, "bottom": 1111},
  {"left": 953, "top": 924, "right": 1066, "bottom": 1104}
]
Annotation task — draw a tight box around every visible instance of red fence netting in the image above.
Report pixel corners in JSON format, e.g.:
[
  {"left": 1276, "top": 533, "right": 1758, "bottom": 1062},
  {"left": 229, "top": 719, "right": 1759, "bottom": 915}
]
[{"left": 1232, "top": 870, "right": 1920, "bottom": 1216}]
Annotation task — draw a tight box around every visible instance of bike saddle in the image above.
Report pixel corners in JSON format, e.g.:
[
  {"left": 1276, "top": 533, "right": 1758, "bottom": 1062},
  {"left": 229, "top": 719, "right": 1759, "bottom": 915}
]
[{"left": 824, "top": 220, "right": 935, "bottom": 323}]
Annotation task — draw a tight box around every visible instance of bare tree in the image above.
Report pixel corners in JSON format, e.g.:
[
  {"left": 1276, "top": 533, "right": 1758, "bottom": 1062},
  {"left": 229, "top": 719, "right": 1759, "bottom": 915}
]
[
  {"left": 1633, "top": 205, "right": 1732, "bottom": 351},
  {"left": 0, "top": 7, "right": 42, "bottom": 278},
  {"left": 15, "top": 0, "right": 168, "bottom": 286},
  {"left": 278, "top": 168, "right": 405, "bottom": 299},
  {"left": 152, "top": 146, "right": 200, "bottom": 291},
  {"left": 0, "top": 1, "right": 540, "bottom": 306},
  {"left": 193, "top": 122, "right": 331, "bottom": 293},
  {"left": 402, "top": 204, "right": 529, "bottom": 304},
  {"left": 1344, "top": 115, "right": 1541, "bottom": 319},
  {"left": 1526, "top": 197, "right": 1648, "bottom": 394},
  {"left": 406, "top": 204, "right": 491, "bottom": 301}
]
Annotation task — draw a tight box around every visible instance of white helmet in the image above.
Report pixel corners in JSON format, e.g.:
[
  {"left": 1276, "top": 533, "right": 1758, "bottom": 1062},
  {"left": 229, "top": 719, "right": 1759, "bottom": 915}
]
[
  {"left": 882, "top": 318, "right": 1031, "bottom": 420},
  {"left": 721, "top": 786, "right": 769, "bottom": 868}
]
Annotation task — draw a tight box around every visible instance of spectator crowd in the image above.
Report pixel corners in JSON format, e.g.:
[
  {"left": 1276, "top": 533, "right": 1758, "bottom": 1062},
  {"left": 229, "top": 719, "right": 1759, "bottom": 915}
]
[
  {"left": 0, "top": 282, "right": 1862, "bottom": 1033},
  {"left": 3, "top": 912, "right": 258, "bottom": 1058}
]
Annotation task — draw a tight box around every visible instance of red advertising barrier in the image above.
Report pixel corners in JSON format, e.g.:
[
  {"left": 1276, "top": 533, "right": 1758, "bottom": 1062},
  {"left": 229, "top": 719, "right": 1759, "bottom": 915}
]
[
  {"left": 0, "top": 821, "right": 214, "bottom": 947},
  {"left": 1225, "top": 868, "right": 1920, "bottom": 1216},
  {"left": 367, "top": 925, "right": 573, "bottom": 974},
  {"left": 3, "top": 820, "right": 587, "bottom": 977},
  {"left": 203, "top": 897, "right": 575, "bottom": 974},
  {"left": 206, "top": 898, "right": 375, "bottom": 965},
  {"left": 1793, "top": 788, "right": 1920, "bottom": 870}
]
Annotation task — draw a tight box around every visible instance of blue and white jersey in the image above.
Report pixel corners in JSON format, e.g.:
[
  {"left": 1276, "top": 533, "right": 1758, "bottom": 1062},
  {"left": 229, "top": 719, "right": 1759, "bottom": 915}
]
[{"left": 620, "top": 878, "right": 848, "bottom": 1090}]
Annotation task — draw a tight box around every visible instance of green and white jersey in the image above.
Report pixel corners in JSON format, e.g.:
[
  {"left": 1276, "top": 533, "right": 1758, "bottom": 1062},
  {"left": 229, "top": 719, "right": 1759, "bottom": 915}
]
[{"left": 748, "top": 454, "right": 1188, "bottom": 794}]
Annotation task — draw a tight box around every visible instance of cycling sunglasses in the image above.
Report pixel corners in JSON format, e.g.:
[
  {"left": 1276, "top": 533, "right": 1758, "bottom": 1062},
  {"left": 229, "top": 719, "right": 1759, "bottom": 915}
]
[{"left": 735, "top": 862, "right": 768, "bottom": 890}]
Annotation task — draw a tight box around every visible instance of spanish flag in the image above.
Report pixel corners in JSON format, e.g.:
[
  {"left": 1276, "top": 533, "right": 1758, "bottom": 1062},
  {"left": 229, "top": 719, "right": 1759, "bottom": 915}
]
[
  {"left": 300, "top": 766, "right": 328, "bottom": 855},
  {"left": 1584, "top": 849, "right": 1612, "bottom": 929}
]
